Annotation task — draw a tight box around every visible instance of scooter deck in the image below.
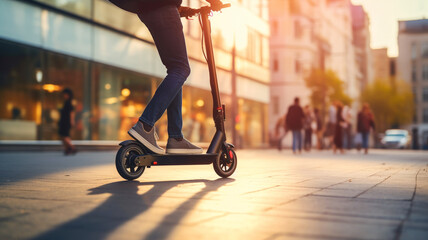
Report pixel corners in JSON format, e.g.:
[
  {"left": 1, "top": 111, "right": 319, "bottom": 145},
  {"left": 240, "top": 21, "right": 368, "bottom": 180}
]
[{"left": 134, "top": 153, "right": 218, "bottom": 167}]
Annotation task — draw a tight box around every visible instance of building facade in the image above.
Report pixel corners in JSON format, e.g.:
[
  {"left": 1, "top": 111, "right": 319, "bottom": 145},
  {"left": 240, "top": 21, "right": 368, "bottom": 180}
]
[
  {"left": 351, "top": 4, "right": 373, "bottom": 91},
  {"left": 321, "top": 0, "right": 359, "bottom": 104},
  {"left": 372, "top": 48, "right": 390, "bottom": 81},
  {"left": 397, "top": 19, "right": 428, "bottom": 149},
  {"left": 269, "top": 0, "right": 318, "bottom": 130},
  {"left": 0, "top": 0, "right": 270, "bottom": 148},
  {"left": 268, "top": 0, "right": 362, "bottom": 137}
]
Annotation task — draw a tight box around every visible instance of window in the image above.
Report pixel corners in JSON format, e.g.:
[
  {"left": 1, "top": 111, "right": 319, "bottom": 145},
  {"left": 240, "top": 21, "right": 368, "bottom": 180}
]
[
  {"left": 411, "top": 43, "right": 417, "bottom": 59},
  {"left": 424, "top": 108, "right": 428, "bottom": 123},
  {"left": 272, "top": 20, "right": 278, "bottom": 36},
  {"left": 94, "top": 0, "right": 153, "bottom": 42},
  {"left": 422, "top": 42, "right": 428, "bottom": 58},
  {"left": 310, "top": 23, "right": 316, "bottom": 42},
  {"left": 412, "top": 62, "right": 417, "bottom": 81},
  {"left": 423, "top": 87, "right": 428, "bottom": 102},
  {"left": 273, "top": 57, "right": 279, "bottom": 72},
  {"left": 36, "top": 0, "right": 92, "bottom": 18},
  {"left": 94, "top": 64, "right": 152, "bottom": 141},
  {"left": 390, "top": 58, "right": 396, "bottom": 76},
  {"left": 273, "top": 96, "right": 279, "bottom": 115},
  {"left": 413, "top": 87, "right": 417, "bottom": 103},
  {"left": 423, "top": 64, "right": 428, "bottom": 80},
  {"left": 262, "top": 37, "right": 269, "bottom": 67},
  {"left": 0, "top": 39, "right": 88, "bottom": 140},
  {"left": 294, "top": 20, "right": 303, "bottom": 39},
  {"left": 240, "top": 29, "right": 263, "bottom": 65},
  {"left": 295, "top": 60, "right": 301, "bottom": 74}
]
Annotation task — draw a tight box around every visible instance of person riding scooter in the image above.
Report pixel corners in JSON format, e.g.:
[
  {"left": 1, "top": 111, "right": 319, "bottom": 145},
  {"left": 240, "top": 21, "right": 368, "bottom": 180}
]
[{"left": 110, "top": 0, "right": 222, "bottom": 154}]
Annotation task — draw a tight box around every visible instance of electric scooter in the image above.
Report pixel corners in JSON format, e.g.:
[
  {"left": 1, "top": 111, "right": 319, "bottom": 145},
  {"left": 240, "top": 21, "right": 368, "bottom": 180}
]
[{"left": 115, "top": 1, "right": 237, "bottom": 181}]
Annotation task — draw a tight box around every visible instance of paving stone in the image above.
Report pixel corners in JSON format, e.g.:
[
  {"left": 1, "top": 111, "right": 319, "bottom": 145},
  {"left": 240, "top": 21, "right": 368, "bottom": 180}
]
[{"left": 357, "top": 186, "right": 415, "bottom": 201}]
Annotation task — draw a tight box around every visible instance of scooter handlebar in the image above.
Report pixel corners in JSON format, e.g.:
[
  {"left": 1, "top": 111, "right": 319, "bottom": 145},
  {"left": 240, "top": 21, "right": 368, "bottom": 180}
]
[{"left": 179, "top": 2, "right": 231, "bottom": 18}]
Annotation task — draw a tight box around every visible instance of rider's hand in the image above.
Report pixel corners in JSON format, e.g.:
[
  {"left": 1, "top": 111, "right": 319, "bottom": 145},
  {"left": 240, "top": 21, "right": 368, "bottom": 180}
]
[
  {"left": 179, "top": 6, "right": 195, "bottom": 18},
  {"left": 206, "top": 0, "right": 224, "bottom": 11}
]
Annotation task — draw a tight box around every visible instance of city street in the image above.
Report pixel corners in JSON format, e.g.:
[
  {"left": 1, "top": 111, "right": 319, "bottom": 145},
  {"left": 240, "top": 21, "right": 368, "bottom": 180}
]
[{"left": 0, "top": 149, "right": 427, "bottom": 240}]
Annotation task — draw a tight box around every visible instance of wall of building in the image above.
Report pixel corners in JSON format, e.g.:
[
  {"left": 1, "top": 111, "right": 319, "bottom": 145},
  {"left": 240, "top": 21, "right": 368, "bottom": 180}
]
[
  {"left": 351, "top": 4, "right": 373, "bottom": 91},
  {"left": 397, "top": 19, "right": 428, "bottom": 149},
  {"left": 269, "top": 0, "right": 318, "bottom": 134},
  {"left": 372, "top": 48, "right": 390, "bottom": 81}
]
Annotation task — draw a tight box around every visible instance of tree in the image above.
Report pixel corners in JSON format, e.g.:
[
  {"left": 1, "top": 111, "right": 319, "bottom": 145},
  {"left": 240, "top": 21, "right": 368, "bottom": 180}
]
[
  {"left": 304, "top": 69, "right": 352, "bottom": 118},
  {"left": 360, "top": 78, "right": 413, "bottom": 133}
]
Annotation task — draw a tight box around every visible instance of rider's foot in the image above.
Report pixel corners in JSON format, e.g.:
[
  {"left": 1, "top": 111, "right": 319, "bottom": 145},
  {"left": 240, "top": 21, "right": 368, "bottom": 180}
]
[
  {"left": 128, "top": 121, "right": 164, "bottom": 154},
  {"left": 166, "top": 137, "right": 203, "bottom": 154}
]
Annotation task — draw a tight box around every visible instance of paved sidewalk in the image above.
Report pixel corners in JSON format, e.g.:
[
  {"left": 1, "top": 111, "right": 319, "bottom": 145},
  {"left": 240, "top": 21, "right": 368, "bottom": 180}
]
[{"left": 0, "top": 149, "right": 427, "bottom": 240}]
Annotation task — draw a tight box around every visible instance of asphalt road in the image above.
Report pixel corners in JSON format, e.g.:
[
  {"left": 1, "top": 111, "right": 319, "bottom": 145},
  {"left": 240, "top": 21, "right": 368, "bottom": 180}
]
[{"left": 0, "top": 149, "right": 427, "bottom": 240}]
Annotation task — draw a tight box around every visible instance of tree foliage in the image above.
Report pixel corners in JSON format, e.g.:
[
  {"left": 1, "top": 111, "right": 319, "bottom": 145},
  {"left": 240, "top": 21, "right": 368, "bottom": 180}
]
[
  {"left": 304, "top": 69, "right": 352, "bottom": 117},
  {"left": 360, "top": 78, "right": 414, "bottom": 133}
]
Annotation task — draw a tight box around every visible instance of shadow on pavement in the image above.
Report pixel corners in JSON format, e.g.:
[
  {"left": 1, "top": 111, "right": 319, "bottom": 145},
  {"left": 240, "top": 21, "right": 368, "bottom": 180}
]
[
  {"left": 31, "top": 178, "right": 234, "bottom": 240},
  {"left": 0, "top": 152, "right": 116, "bottom": 185}
]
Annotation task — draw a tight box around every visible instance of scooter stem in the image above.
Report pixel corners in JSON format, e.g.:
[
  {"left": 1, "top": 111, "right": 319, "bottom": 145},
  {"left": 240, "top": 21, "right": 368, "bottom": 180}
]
[{"left": 200, "top": 10, "right": 227, "bottom": 153}]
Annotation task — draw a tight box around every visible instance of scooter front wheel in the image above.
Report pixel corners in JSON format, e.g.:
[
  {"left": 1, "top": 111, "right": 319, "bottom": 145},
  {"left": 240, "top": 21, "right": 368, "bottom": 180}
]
[
  {"left": 115, "top": 142, "right": 145, "bottom": 180},
  {"left": 213, "top": 148, "right": 237, "bottom": 178}
]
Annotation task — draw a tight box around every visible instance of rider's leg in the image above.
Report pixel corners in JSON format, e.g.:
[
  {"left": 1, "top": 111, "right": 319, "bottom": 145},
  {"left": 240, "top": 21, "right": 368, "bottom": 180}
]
[
  {"left": 167, "top": 88, "right": 183, "bottom": 139},
  {"left": 130, "top": 5, "right": 201, "bottom": 153},
  {"left": 138, "top": 5, "right": 190, "bottom": 131}
]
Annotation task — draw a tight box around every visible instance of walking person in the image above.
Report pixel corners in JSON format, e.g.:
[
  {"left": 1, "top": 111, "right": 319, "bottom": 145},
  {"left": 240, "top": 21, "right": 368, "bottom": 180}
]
[
  {"left": 286, "top": 97, "right": 305, "bottom": 154},
  {"left": 324, "top": 102, "right": 337, "bottom": 149},
  {"left": 333, "top": 102, "right": 345, "bottom": 154},
  {"left": 357, "top": 103, "right": 375, "bottom": 154},
  {"left": 110, "top": 0, "right": 204, "bottom": 154},
  {"left": 342, "top": 105, "right": 353, "bottom": 149},
  {"left": 303, "top": 105, "right": 313, "bottom": 151},
  {"left": 58, "top": 88, "right": 77, "bottom": 155},
  {"left": 314, "top": 108, "right": 323, "bottom": 150}
]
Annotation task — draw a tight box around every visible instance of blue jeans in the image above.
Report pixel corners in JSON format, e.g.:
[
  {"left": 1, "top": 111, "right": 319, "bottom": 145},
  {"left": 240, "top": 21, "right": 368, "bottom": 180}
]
[
  {"left": 361, "top": 132, "right": 369, "bottom": 149},
  {"left": 292, "top": 130, "right": 302, "bottom": 152},
  {"left": 137, "top": 5, "right": 190, "bottom": 138}
]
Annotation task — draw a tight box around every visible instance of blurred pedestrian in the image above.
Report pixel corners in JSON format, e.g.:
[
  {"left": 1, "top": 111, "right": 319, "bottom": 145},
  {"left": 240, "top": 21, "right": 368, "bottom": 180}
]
[
  {"left": 342, "top": 104, "right": 353, "bottom": 149},
  {"left": 357, "top": 103, "right": 375, "bottom": 154},
  {"left": 324, "top": 102, "right": 337, "bottom": 149},
  {"left": 286, "top": 97, "right": 305, "bottom": 154},
  {"left": 314, "top": 108, "right": 323, "bottom": 150},
  {"left": 275, "top": 114, "right": 287, "bottom": 151},
  {"left": 59, "top": 88, "right": 77, "bottom": 155},
  {"left": 333, "top": 102, "right": 345, "bottom": 154},
  {"left": 303, "top": 105, "right": 313, "bottom": 152}
]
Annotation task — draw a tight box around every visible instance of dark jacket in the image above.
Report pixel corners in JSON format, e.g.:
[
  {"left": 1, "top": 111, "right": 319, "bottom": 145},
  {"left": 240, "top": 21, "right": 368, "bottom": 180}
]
[
  {"left": 109, "top": 0, "right": 182, "bottom": 14},
  {"left": 59, "top": 100, "right": 74, "bottom": 130},
  {"left": 286, "top": 104, "right": 305, "bottom": 131},
  {"left": 357, "top": 111, "right": 375, "bottom": 133}
]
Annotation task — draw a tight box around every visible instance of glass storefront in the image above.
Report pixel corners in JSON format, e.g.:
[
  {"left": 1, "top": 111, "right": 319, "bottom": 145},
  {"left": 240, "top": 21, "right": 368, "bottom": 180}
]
[
  {"left": 235, "top": 98, "right": 268, "bottom": 148},
  {"left": 0, "top": 39, "right": 88, "bottom": 140},
  {"left": 0, "top": 39, "right": 247, "bottom": 145},
  {"left": 35, "top": 0, "right": 92, "bottom": 18},
  {"left": 92, "top": 64, "right": 152, "bottom": 140},
  {"left": 0, "top": 40, "right": 43, "bottom": 140}
]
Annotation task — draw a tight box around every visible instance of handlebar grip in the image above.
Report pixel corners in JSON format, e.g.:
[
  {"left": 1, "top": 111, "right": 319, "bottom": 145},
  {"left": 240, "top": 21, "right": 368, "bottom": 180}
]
[{"left": 222, "top": 3, "right": 231, "bottom": 8}]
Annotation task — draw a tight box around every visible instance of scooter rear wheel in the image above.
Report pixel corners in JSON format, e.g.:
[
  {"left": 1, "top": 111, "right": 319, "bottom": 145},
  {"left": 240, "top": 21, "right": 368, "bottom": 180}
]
[
  {"left": 213, "top": 148, "right": 237, "bottom": 178},
  {"left": 115, "top": 142, "right": 145, "bottom": 180}
]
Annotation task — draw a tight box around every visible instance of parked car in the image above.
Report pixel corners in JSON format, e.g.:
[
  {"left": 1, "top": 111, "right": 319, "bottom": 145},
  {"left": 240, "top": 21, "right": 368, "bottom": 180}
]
[{"left": 381, "top": 129, "right": 411, "bottom": 149}]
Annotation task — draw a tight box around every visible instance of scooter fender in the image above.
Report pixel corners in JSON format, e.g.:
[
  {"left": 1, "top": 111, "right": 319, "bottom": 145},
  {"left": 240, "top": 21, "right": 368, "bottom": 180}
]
[
  {"left": 119, "top": 140, "right": 145, "bottom": 149},
  {"left": 224, "top": 142, "right": 235, "bottom": 149}
]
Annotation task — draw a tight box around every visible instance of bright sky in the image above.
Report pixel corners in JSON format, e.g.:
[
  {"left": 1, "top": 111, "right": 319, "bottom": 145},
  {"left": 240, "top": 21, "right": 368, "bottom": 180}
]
[{"left": 350, "top": 0, "right": 428, "bottom": 57}]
